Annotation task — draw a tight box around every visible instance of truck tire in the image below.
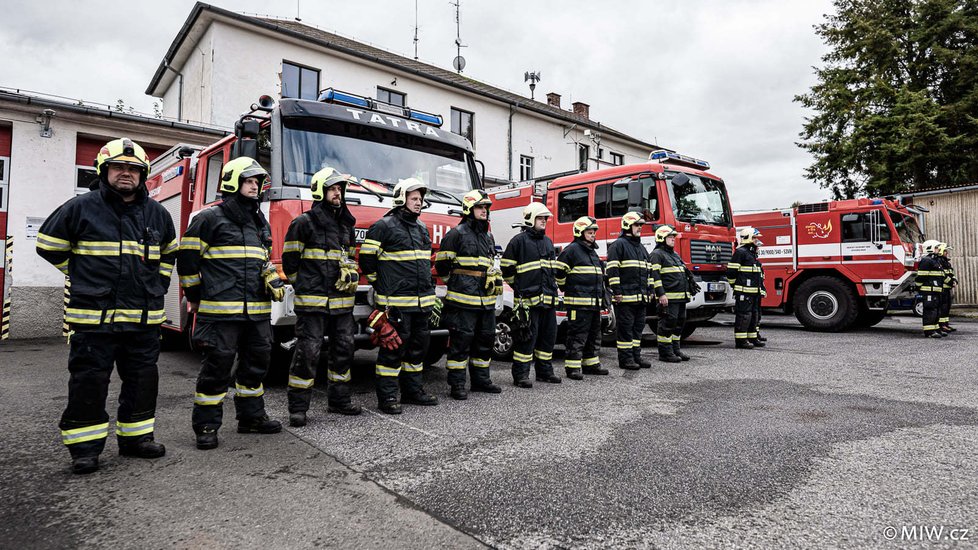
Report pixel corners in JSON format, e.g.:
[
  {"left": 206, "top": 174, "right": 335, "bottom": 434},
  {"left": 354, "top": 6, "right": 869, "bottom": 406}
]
[
  {"left": 792, "top": 276, "right": 858, "bottom": 332},
  {"left": 854, "top": 307, "right": 887, "bottom": 328},
  {"left": 600, "top": 306, "right": 618, "bottom": 346},
  {"left": 646, "top": 318, "right": 698, "bottom": 339},
  {"left": 492, "top": 310, "right": 515, "bottom": 361},
  {"left": 681, "top": 324, "right": 698, "bottom": 339}
]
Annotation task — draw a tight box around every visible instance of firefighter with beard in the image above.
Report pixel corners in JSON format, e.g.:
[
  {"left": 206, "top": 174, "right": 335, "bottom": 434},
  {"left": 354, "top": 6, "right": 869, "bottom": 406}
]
[
  {"left": 727, "top": 227, "right": 765, "bottom": 349},
  {"left": 607, "top": 212, "right": 653, "bottom": 370},
  {"left": 555, "top": 216, "right": 608, "bottom": 380},
  {"left": 359, "top": 178, "right": 439, "bottom": 414},
  {"left": 917, "top": 240, "right": 947, "bottom": 338},
  {"left": 501, "top": 203, "right": 562, "bottom": 387},
  {"left": 282, "top": 167, "right": 363, "bottom": 427},
  {"left": 937, "top": 243, "right": 957, "bottom": 334},
  {"left": 649, "top": 225, "right": 692, "bottom": 362},
  {"left": 36, "top": 138, "right": 175, "bottom": 474},
  {"left": 177, "top": 157, "right": 284, "bottom": 450},
  {"left": 435, "top": 189, "right": 503, "bottom": 400}
]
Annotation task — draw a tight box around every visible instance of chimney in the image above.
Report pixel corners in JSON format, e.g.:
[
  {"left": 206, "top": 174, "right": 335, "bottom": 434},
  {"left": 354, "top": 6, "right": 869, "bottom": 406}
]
[
  {"left": 546, "top": 92, "right": 561, "bottom": 108},
  {"left": 572, "top": 101, "right": 590, "bottom": 119}
]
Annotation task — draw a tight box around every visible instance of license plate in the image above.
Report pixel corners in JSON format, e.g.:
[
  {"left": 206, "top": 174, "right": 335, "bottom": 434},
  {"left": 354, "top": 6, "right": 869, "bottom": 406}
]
[{"left": 707, "top": 282, "right": 725, "bottom": 292}]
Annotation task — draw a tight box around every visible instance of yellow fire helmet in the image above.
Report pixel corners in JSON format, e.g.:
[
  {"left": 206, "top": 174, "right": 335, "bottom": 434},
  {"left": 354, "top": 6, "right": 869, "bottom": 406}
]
[
  {"left": 738, "top": 226, "right": 763, "bottom": 245},
  {"left": 522, "top": 202, "right": 552, "bottom": 227},
  {"left": 220, "top": 157, "right": 269, "bottom": 194},
  {"left": 392, "top": 177, "right": 428, "bottom": 206},
  {"left": 922, "top": 239, "right": 942, "bottom": 254},
  {"left": 310, "top": 167, "right": 357, "bottom": 202},
  {"left": 937, "top": 242, "right": 952, "bottom": 255},
  {"left": 461, "top": 189, "right": 493, "bottom": 216},
  {"left": 94, "top": 137, "right": 150, "bottom": 178},
  {"left": 572, "top": 216, "right": 599, "bottom": 238},
  {"left": 654, "top": 224, "right": 679, "bottom": 243},
  {"left": 621, "top": 211, "right": 647, "bottom": 231}
]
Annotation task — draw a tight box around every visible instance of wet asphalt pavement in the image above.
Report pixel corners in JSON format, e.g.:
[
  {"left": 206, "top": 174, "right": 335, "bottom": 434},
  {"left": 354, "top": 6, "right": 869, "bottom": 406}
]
[{"left": 2, "top": 312, "right": 977, "bottom": 548}]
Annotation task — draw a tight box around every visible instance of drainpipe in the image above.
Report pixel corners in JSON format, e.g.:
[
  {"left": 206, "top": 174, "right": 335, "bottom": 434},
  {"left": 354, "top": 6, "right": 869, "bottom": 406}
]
[
  {"left": 163, "top": 59, "right": 183, "bottom": 122},
  {"left": 508, "top": 102, "right": 518, "bottom": 181}
]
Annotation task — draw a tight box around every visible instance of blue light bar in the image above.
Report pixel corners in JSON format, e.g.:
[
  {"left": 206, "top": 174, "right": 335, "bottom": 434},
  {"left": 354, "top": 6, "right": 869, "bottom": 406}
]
[
  {"left": 407, "top": 109, "right": 444, "bottom": 127},
  {"left": 318, "top": 88, "right": 370, "bottom": 108},
  {"left": 649, "top": 149, "right": 711, "bottom": 170}
]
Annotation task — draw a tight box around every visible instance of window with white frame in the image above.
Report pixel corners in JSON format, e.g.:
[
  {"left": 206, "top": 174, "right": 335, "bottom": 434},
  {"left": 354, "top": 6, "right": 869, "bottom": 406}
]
[
  {"left": 610, "top": 152, "right": 624, "bottom": 166},
  {"left": 377, "top": 87, "right": 406, "bottom": 107},
  {"left": 519, "top": 155, "right": 534, "bottom": 181}
]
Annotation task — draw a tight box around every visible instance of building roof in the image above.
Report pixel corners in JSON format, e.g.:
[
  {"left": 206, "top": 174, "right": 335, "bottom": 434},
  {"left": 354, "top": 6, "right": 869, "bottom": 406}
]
[
  {"left": 147, "top": 2, "right": 658, "bottom": 150},
  {"left": 901, "top": 182, "right": 978, "bottom": 198}
]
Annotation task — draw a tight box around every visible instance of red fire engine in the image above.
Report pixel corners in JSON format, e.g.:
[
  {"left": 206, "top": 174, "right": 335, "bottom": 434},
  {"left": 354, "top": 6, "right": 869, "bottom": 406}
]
[
  {"left": 145, "top": 89, "right": 482, "bottom": 365},
  {"left": 734, "top": 197, "right": 924, "bottom": 332},
  {"left": 490, "top": 150, "right": 737, "bottom": 343}
]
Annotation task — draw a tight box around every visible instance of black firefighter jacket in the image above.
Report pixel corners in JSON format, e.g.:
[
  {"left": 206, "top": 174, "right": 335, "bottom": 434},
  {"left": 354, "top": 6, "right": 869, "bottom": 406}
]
[
  {"left": 359, "top": 207, "right": 436, "bottom": 313},
  {"left": 726, "top": 245, "right": 763, "bottom": 296},
  {"left": 500, "top": 227, "right": 559, "bottom": 308},
  {"left": 176, "top": 194, "right": 274, "bottom": 321},
  {"left": 282, "top": 201, "right": 357, "bottom": 315},
  {"left": 607, "top": 234, "right": 652, "bottom": 303},
  {"left": 649, "top": 243, "right": 691, "bottom": 302},
  {"left": 36, "top": 182, "right": 177, "bottom": 331},
  {"left": 916, "top": 254, "right": 945, "bottom": 295},
  {"left": 555, "top": 238, "right": 605, "bottom": 309},
  {"left": 435, "top": 218, "right": 497, "bottom": 310}
]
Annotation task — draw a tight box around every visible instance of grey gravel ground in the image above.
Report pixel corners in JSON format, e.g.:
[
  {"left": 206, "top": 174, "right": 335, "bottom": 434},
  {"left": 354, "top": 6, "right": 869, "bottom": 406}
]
[{"left": 2, "top": 312, "right": 976, "bottom": 549}]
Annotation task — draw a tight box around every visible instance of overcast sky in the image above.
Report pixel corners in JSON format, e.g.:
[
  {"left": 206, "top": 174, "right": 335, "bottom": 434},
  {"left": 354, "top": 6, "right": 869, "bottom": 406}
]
[{"left": 1, "top": 0, "right": 835, "bottom": 211}]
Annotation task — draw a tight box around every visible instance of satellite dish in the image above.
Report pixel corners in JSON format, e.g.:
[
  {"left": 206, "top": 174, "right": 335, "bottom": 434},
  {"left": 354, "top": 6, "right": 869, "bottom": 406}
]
[{"left": 453, "top": 55, "right": 466, "bottom": 72}]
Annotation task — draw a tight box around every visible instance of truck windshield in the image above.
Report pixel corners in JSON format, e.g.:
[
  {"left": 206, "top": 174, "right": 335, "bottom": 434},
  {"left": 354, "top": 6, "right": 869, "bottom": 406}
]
[
  {"left": 665, "top": 172, "right": 732, "bottom": 227},
  {"left": 281, "top": 118, "right": 476, "bottom": 201},
  {"left": 888, "top": 210, "right": 922, "bottom": 244}
]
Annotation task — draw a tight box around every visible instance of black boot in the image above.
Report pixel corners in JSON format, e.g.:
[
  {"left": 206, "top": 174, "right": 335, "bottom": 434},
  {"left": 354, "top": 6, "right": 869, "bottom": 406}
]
[
  {"left": 378, "top": 398, "right": 402, "bottom": 414},
  {"left": 658, "top": 345, "right": 681, "bottom": 363},
  {"left": 749, "top": 339, "right": 766, "bottom": 348},
  {"left": 450, "top": 385, "right": 469, "bottom": 400},
  {"left": 672, "top": 344, "right": 690, "bottom": 361},
  {"left": 119, "top": 438, "right": 166, "bottom": 459},
  {"left": 582, "top": 365, "right": 609, "bottom": 375},
  {"left": 618, "top": 353, "right": 640, "bottom": 371},
  {"left": 755, "top": 333, "right": 768, "bottom": 342},
  {"left": 471, "top": 382, "right": 503, "bottom": 393},
  {"left": 735, "top": 339, "right": 755, "bottom": 349},
  {"left": 237, "top": 415, "right": 283, "bottom": 434},
  {"left": 634, "top": 350, "right": 652, "bottom": 369},
  {"left": 566, "top": 368, "right": 584, "bottom": 381},
  {"left": 72, "top": 456, "right": 99, "bottom": 475},
  {"left": 328, "top": 402, "right": 363, "bottom": 416},
  {"left": 403, "top": 392, "right": 439, "bottom": 406},
  {"left": 196, "top": 427, "right": 219, "bottom": 450},
  {"left": 514, "top": 378, "right": 533, "bottom": 388},
  {"left": 289, "top": 411, "right": 307, "bottom": 427},
  {"left": 537, "top": 373, "right": 562, "bottom": 384}
]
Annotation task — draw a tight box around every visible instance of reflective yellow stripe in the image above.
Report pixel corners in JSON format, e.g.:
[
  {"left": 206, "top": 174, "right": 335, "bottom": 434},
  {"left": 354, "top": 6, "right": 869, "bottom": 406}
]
[
  {"left": 37, "top": 232, "right": 72, "bottom": 251},
  {"left": 234, "top": 383, "right": 264, "bottom": 397},
  {"left": 147, "top": 310, "right": 166, "bottom": 324},
  {"left": 301, "top": 248, "right": 345, "bottom": 261},
  {"left": 162, "top": 240, "right": 179, "bottom": 255},
  {"left": 435, "top": 250, "right": 456, "bottom": 261},
  {"left": 617, "top": 340, "right": 633, "bottom": 349},
  {"left": 329, "top": 296, "right": 355, "bottom": 310},
  {"left": 446, "top": 358, "right": 468, "bottom": 370},
  {"left": 533, "top": 350, "right": 553, "bottom": 360},
  {"left": 650, "top": 263, "right": 662, "bottom": 270},
  {"left": 735, "top": 332, "right": 749, "bottom": 338},
  {"left": 288, "top": 375, "right": 314, "bottom": 389},
  {"left": 733, "top": 286, "right": 760, "bottom": 294},
  {"left": 514, "top": 295, "right": 557, "bottom": 308},
  {"left": 61, "top": 422, "right": 110, "bottom": 445},
  {"left": 194, "top": 392, "right": 226, "bottom": 406},
  {"left": 455, "top": 256, "right": 493, "bottom": 268},
  {"left": 470, "top": 358, "right": 490, "bottom": 369},
  {"left": 923, "top": 324, "right": 940, "bottom": 330},
  {"left": 376, "top": 294, "right": 437, "bottom": 308},
  {"left": 660, "top": 266, "right": 684, "bottom": 273},
  {"left": 401, "top": 362, "right": 423, "bottom": 373},
  {"left": 283, "top": 240, "right": 304, "bottom": 254},
  {"left": 376, "top": 364, "right": 401, "bottom": 377},
  {"left": 619, "top": 294, "right": 644, "bottom": 303},
  {"left": 512, "top": 351, "right": 533, "bottom": 363},
  {"left": 553, "top": 261, "right": 569, "bottom": 271},
  {"left": 116, "top": 418, "right": 155, "bottom": 437},
  {"left": 73, "top": 240, "right": 120, "bottom": 256},
  {"left": 327, "top": 370, "right": 351, "bottom": 382},
  {"left": 665, "top": 291, "right": 690, "bottom": 300},
  {"left": 500, "top": 258, "right": 517, "bottom": 267},
  {"left": 180, "top": 274, "right": 202, "bottom": 287},
  {"left": 565, "top": 359, "right": 582, "bottom": 370},
  {"left": 159, "top": 262, "right": 174, "bottom": 277},
  {"left": 65, "top": 308, "right": 103, "bottom": 325},
  {"left": 121, "top": 241, "right": 159, "bottom": 260},
  {"left": 203, "top": 246, "right": 267, "bottom": 260},
  {"left": 569, "top": 266, "right": 603, "bottom": 275},
  {"left": 657, "top": 335, "right": 672, "bottom": 343},
  {"left": 197, "top": 301, "right": 271, "bottom": 315},
  {"left": 295, "top": 295, "right": 329, "bottom": 308},
  {"left": 515, "top": 260, "right": 542, "bottom": 273},
  {"left": 608, "top": 277, "right": 621, "bottom": 285},
  {"left": 727, "top": 262, "right": 741, "bottom": 269},
  {"left": 179, "top": 237, "right": 204, "bottom": 251},
  {"left": 563, "top": 296, "right": 599, "bottom": 306},
  {"left": 55, "top": 259, "right": 69, "bottom": 275},
  {"left": 359, "top": 239, "right": 381, "bottom": 255},
  {"left": 583, "top": 356, "right": 600, "bottom": 367},
  {"left": 445, "top": 291, "right": 496, "bottom": 307},
  {"left": 109, "top": 309, "right": 145, "bottom": 323},
  {"left": 738, "top": 266, "right": 762, "bottom": 272},
  {"left": 379, "top": 249, "right": 430, "bottom": 261}
]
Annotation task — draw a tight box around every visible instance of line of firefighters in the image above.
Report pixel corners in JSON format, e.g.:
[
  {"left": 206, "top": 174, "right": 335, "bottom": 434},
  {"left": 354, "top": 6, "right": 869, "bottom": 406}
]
[{"left": 36, "top": 138, "right": 960, "bottom": 475}]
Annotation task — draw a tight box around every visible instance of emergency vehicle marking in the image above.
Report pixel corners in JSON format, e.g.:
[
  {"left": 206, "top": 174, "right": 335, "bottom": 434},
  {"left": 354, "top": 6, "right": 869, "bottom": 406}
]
[
  {"left": 345, "top": 109, "right": 440, "bottom": 137},
  {"left": 805, "top": 220, "right": 833, "bottom": 239}
]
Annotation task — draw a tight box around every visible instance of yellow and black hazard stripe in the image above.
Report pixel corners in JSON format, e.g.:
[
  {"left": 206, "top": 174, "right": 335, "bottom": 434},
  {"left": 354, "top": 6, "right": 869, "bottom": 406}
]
[{"left": 2, "top": 237, "right": 12, "bottom": 341}]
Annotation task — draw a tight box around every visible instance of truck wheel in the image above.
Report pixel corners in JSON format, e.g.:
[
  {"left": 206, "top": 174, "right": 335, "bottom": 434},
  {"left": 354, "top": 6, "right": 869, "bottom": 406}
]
[
  {"left": 492, "top": 311, "right": 515, "bottom": 361},
  {"left": 600, "top": 306, "right": 618, "bottom": 346},
  {"left": 681, "top": 324, "right": 697, "bottom": 339},
  {"left": 913, "top": 299, "right": 924, "bottom": 317},
  {"left": 792, "top": 276, "right": 858, "bottom": 332},
  {"left": 185, "top": 312, "right": 198, "bottom": 353},
  {"left": 854, "top": 307, "right": 887, "bottom": 328}
]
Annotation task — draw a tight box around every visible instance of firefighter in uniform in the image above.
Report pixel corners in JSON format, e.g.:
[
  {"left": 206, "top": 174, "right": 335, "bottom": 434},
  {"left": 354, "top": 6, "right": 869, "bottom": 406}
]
[
  {"left": 501, "top": 203, "right": 562, "bottom": 387},
  {"left": 177, "top": 157, "right": 284, "bottom": 450},
  {"left": 727, "top": 227, "right": 765, "bottom": 349},
  {"left": 649, "top": 225, "right": 692, "bottom": 362},
  {"left": 36, "top": 138, "right": 174, "bottom": 474},
  {"left": 555, "top": 216, "right": 608, "bottom": 380},
  {"left": 607, "top": 212, "right": 653, "bottom": 370},
  {"left": 918, "top": 240, "right": 947, "bottom": 338},
  {"left": 359, "top": 178, "right": 439, "bottom": 414},
  {"left": 282, "top": 167, "right": 363, "bottom": 427},
  {"left": 435, "top": 189, "right": 503, "bottom": 400},
  {"left": 937, "top": 242, "right": 957, "bottom": 334}
]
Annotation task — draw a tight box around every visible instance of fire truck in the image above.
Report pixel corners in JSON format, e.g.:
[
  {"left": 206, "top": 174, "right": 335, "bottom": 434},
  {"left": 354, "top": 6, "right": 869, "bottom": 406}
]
[
  {"left": 489, "top": 150, "right": 737, "bottom": 352},
  {"left": 146, "top": 89, "right": 483, "bottom": 366},
  {"left": 734, "top": 197, "right": 924, "bottom": 332}
]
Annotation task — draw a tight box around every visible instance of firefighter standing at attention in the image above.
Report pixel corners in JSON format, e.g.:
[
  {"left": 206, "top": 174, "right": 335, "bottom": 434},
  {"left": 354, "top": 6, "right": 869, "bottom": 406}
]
[
  {"left": 177, "top": 157, "right": 285, "bottom": 450},
  {"left": 500, "top": 203, "right": 562, "bottom": 387},
  {"left": 649, "top": 225, "right": 693, "bottom": 362},
  {"left": 282, "top": 167, "right": 363, "bottom": 427},
  {"left": 917, "top": 240, "right": 947, "bottom": 338},
  {"left": 434, "top": 189, "right": 503, "bottom": 400},
  {"left": 555, "top": 216, "right": 608, "bottom": 380},
  {"left": 359, "top": 178, "right": 440, "bottom": 414},
  {"left": 937, "top": 242, "right": 957, "bottom": 334},
  {"left": 36, "top": 138, "right": 176, "bottom": 474},
  {"left": 727, "top": 227, "right": 765, "bottom": 349},
  {"left": 606, "top": 212, "right": 653, "bottom": 370}
]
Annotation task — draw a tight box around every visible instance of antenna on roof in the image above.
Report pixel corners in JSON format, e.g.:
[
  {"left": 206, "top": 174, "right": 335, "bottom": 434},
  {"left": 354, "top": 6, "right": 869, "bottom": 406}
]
[
  {"left": 451, "top": 0, "right": 467, "bottom": 73},
  {"left": 295, "top": 0, "right": 301, "bottom": 21},
  {"left": 524, "top": 71, "right": 541, "bottom": 100},
  {"left": 413, "top": 0, "right": 420, "bottom": 60}
]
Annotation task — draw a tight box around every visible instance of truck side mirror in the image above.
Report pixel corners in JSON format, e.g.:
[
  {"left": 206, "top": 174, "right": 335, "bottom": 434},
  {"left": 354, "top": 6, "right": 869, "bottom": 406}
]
[{"left": 232, "top": 119, "right": 261, "bottom": 161}]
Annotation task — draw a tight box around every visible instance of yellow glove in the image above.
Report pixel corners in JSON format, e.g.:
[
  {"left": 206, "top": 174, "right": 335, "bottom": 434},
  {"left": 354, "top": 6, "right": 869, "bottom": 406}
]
[
  {"left": 335, "top": 259, "right": 360, "bottom": 294},
  {"left": 262, "top": 263, "right": 286, "bottom": 302},
  {"left": 484, "top": 268, "right": 504, "bottom": 297}
]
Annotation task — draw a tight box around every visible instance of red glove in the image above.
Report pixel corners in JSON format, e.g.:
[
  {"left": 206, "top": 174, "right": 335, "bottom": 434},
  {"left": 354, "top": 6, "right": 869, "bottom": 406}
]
[{"left": 367, "top": 309, "right": 402, "bottom": 351}]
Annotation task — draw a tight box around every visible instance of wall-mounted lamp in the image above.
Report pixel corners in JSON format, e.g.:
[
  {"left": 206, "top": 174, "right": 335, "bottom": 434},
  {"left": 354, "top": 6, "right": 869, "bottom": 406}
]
[
  {"left": 36, "top": 109, "right": 55, "bottom": 138},
  {"left": 390, "top": 77, "right": 397, "bottom": 86}
]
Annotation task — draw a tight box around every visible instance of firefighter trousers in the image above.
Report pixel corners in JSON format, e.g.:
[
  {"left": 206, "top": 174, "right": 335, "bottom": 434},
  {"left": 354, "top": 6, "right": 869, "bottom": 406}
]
[
  {"left": 375, "top": 311, "right": 429, "bottom": 402},
  {"left": 191, "top": 320, "right": 272, "bottom": 432},
  {"left": 60, "top": 328, "right": 161, "bottom": 459},
  {"left": 754, "top": 296, "right": 764, "bottom": 338},
  {"left": 564, "top": 308, "right": 601, "bottom": 372},
  {"left": 287, "top": 312, "right": 355, "bottom": 413},
  {"left": 511, "top": 306, "right": 557, "bottom": 382},
  {"left": 656, "top": 301, "right": 687, "bottom": 357},
  {"left": 940, "top": 290, "right": 952, "bottom": 326},
  {"left": 734, "top": 293, "right": 760, "bottom": 342},
  {"left": 922, "top": 293, "right": 941, "bottom": 334},
  {"left": 614, "top": 302, "right": 647, "bottom": 368},
  {"left": 442, "top": 306, "right": 496, "bottom": 389}
]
